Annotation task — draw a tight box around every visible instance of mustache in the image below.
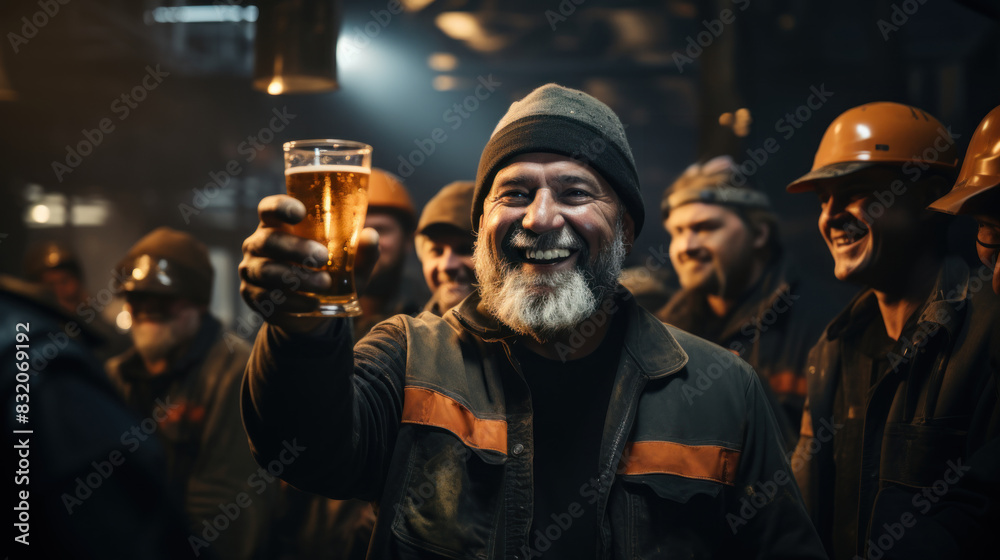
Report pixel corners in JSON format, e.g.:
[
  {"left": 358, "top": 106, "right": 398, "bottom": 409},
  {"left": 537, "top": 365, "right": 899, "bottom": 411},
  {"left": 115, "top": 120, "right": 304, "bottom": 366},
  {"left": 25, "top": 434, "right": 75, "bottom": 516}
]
[
  {"left": 503, "top": 223, "right": 585, "bottom": 257},
  {"left": 828, "top": 215, "right": 870, "bottom": 234}
]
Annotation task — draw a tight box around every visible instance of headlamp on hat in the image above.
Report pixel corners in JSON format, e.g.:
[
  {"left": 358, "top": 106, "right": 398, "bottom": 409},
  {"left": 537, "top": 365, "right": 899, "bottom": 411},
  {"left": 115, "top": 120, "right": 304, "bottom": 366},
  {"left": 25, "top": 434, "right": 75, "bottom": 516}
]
[{"left": 117, "top": 227, "right": 214, "bottom": 306}]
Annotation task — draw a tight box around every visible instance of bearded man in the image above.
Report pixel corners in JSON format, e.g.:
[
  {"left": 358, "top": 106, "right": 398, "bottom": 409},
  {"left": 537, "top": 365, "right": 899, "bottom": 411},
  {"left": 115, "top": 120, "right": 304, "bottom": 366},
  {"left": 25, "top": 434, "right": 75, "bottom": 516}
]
[
  {"left": 239, "top": 84, "right": 825, "bottom": 558},
  {"left": 106, "top": 227, "right": 277, "bottom": 560}
]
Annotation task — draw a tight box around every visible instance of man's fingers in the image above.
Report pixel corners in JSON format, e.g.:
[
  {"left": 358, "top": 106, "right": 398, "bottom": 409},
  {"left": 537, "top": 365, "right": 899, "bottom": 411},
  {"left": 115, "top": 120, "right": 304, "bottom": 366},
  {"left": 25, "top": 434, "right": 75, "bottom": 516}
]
[
  {"left": 244, "top": 229, "right": 329, "bottom": 266},
  {"left": 240, "top": 283, "right": 320, "bottom": 315},
  {"left": 240, "top": 257, "right": 331, "bottom": 294},
  {"left": 258, "top": 194, "right": 306, "bottom": 228},
  {"left": 241, "top": 193, "right": 344, "bottom": 332}
]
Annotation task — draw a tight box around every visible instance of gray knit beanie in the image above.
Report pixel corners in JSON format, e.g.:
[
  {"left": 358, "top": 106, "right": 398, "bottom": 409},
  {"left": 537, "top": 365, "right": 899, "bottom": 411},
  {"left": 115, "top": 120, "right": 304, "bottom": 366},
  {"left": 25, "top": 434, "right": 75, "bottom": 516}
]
[{"left": 473, "top": 83, "right": 644, "bottom": 235}]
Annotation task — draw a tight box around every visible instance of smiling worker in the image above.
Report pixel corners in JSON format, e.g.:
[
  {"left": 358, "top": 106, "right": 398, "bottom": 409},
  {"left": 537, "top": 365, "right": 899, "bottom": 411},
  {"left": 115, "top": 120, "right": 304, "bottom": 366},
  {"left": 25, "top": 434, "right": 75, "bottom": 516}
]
[
  {"left": 787, "top": 102, "right": 1000, "bottom": 560},
  {"left": 658, "top": 156, "right": 839, "bottom": 445},
  {"left": 415, "top": 180, "right": 477, "bottom": 315},
  {"left": 239, "top": 83, "right": 824, "bottom": 559}
]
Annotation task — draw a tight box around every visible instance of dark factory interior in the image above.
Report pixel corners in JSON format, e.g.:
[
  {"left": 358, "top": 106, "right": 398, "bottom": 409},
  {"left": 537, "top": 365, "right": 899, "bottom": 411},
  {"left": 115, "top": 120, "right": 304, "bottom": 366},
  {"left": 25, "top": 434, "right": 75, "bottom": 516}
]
[{"left": 0, "top": 0, "right": 996, "bottom": 329}]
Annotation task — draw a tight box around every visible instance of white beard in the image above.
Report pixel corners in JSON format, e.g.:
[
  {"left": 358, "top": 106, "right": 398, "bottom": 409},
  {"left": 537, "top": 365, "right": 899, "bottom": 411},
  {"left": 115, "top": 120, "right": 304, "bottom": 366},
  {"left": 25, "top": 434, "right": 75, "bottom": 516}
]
[
  {"left": 131, "top": 307, "right": 201, "bottom": 366},
  {"left": 474, "top": 219, "right": 626, "bottom": 342}
]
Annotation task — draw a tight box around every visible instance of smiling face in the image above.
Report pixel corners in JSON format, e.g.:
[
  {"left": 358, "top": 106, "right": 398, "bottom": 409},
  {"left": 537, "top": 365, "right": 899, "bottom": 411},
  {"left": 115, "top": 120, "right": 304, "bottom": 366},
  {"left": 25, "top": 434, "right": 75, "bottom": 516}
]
[
  {"left": 473, "top": 153, "right": 632, "bottom": 340},
  {"left": 417, "top": 228, "right": 477, "bottom": 312},
  {"left": 814, "top": 168, "right": 928, "bottom": 288},
  {"left": 664, "top": 202, "right": 765, "bottom": 297}
]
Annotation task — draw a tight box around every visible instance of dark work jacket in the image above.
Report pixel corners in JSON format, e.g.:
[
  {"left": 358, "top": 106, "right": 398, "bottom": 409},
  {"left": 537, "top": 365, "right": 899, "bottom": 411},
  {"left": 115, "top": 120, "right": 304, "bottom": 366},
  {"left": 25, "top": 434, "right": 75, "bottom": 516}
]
[
  {"left": 0, "top": 277, "right": 197, "bottom": 559},
  {"left": 243, "top": 289, "right": 827, "bottom": 559},
  {"left": 658, "top": 257, "right": 840, "bottom": 447},
  {"left": 793, "top": 257, "right": 1000, "bottom": 559}
]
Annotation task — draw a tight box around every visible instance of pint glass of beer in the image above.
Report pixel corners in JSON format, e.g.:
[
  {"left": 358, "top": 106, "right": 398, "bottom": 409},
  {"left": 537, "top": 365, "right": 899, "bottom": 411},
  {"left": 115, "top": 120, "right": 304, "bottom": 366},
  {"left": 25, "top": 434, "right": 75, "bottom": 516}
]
[{"left": 283, "top": 139, "right": 372, "bottom": 317}]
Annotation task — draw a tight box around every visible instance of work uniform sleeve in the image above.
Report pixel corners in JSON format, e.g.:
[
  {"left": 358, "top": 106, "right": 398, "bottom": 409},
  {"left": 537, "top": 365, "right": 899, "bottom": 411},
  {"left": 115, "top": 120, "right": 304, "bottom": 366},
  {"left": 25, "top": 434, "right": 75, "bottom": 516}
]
[
  {"left": 730, "top": 367, "right": 828, "bottom": 559},
  {"left": 185, "top": 341, "right": 277, "bottom": 560},
  {"left": 241, "top": 317, "right": 408, "bottom": 502}
]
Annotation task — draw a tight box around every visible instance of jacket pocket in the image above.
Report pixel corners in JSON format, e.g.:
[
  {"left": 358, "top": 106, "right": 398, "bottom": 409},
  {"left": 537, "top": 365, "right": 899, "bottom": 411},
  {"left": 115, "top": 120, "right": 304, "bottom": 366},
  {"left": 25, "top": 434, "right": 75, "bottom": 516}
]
[
  {"left": 880, "top": 422, "right": 967, "bottom": 488},
  {"left": 611, "top": 474, "right": 727, "bottom": 560},
  {"left": 391, "top": 429, "right": 505, "bottom": 560}
]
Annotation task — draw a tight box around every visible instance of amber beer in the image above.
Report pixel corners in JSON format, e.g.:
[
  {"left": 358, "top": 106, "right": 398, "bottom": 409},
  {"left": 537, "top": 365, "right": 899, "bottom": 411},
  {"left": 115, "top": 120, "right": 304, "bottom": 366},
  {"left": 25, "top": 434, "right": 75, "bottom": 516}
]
[
  {"left": 285, "top": 165, "right": 370, "bottom": 315},
  {"left": 284, "top": 139, "right": 371, "bottom": 316}
]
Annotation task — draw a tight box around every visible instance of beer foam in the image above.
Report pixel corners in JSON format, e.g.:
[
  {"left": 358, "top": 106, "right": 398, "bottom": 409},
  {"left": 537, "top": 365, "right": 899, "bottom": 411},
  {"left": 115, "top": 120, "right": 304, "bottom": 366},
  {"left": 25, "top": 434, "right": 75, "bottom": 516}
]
[{"left": 285, "top": 165, "right": 370, "bottom": 176}]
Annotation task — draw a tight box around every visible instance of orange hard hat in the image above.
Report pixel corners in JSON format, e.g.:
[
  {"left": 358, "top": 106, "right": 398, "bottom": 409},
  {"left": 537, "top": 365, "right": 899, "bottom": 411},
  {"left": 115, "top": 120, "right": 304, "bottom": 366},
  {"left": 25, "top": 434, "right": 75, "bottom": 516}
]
[
  {"left": 367, "top": 168, "right": 416, "bottom": 231},
  {"left": 787, "top": 102, "right": 959, "bottom": 193},
  {"left": 929, "top": 105, "right": 1000, "bottom": 215}
]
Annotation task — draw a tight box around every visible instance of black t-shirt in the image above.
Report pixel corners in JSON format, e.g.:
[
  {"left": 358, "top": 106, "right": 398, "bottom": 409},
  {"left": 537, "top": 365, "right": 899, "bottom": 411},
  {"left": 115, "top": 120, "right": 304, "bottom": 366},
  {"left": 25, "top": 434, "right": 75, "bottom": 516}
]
[{"left": 513, "top": 311, "right": 625, "bottom": 559}]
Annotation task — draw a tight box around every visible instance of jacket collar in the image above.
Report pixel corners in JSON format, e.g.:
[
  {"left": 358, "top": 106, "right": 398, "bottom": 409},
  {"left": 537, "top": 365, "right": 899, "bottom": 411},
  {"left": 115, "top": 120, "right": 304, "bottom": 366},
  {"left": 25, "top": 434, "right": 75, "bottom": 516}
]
[
  {"left": 451, "top": 290, "right": 516, "bottom": 343},
  {"left": 824, "top": 255, "right": 970, "bottom": 342},
  {"left": 620, "top": 291, "right": 689, "bottom": 378},
  {"left": 452, "top": 287, "right": 688, "bottom": 379},
  {"left": 913, "top": 255, "right": 970, "bottom": 341},
  {"left": 658, "top": 255, "right": 795, "bottom": 342},
  {"left": 718, "top": 256, "right": 796, "bottom": 342}
]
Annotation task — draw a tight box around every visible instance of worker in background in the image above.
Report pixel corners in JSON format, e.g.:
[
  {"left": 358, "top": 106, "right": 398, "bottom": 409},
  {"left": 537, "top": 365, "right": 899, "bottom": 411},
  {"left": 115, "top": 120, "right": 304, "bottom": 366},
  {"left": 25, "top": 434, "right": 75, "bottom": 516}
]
[
  {"left": 788, "top": 102, "right": 1000, "bottom": 559},
  {"left": 106, "top": 227, "right": 277, "bottom": 560},
  {"left": 414, "top": 180, "right": 477, "bottom": 315},
  {"left": 658, "top": 155, "right": 837, "bottom": 445},
  {"left": 23, "top": 240, "right": 129, "bottom": 358},
  {"left": 2, "top": 274, "right": 197, "bottom": 559},
  {"left": 354, "top": 168, "right": 422, "bottom": 339},
  {"left": 929, "top": 104, "right": 1000, "bottom": 295}
]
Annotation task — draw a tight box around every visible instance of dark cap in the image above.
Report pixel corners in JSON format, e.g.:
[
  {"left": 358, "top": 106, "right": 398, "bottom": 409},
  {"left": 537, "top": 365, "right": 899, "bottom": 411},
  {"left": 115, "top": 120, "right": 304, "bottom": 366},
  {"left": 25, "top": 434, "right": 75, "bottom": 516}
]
[
  {"left": 118, "top": 227, "right": 213, "bottom": 305},
  {"left": 418, "top": 181, "right": 476, "bottom": 237},
  {"left": 660, "top": 156, "right": 772, "bottom": 220},
  {"left": 24, "top": 241, "right": 82, "bottom": 281},
  {"left": 473, "top": 83, "right": 643, "bottom": 235}
]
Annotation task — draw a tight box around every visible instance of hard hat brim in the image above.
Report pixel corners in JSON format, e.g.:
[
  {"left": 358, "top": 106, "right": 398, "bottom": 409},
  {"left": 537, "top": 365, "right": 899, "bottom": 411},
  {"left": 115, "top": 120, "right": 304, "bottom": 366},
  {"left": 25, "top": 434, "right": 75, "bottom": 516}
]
[
  {"left": 786, "top": 162, "right": 879, "bottom": 193},
  {"left": 928, "top": 179, "right": 1000, "bottom": 215}
]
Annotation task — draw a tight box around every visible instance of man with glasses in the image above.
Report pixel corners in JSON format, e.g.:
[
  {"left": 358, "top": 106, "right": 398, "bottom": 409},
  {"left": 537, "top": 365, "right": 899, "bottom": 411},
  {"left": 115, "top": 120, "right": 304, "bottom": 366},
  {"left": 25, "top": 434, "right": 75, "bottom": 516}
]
[{"left": 930, "top": 104, "right": 1000, "bottom": 295}]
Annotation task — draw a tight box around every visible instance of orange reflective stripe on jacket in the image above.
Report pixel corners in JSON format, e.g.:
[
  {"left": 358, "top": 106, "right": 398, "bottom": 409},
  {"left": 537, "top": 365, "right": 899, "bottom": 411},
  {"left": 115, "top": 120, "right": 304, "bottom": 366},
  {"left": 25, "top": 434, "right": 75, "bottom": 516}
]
[
  {"left": 401, "top": 386, "right": 508, "bottom": 454},
  {"left": 769, "top": 370, "right": 807, "bottom": 397},
  {"left": 620, "top": 441, "right": 741, "bottom": 485}
]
